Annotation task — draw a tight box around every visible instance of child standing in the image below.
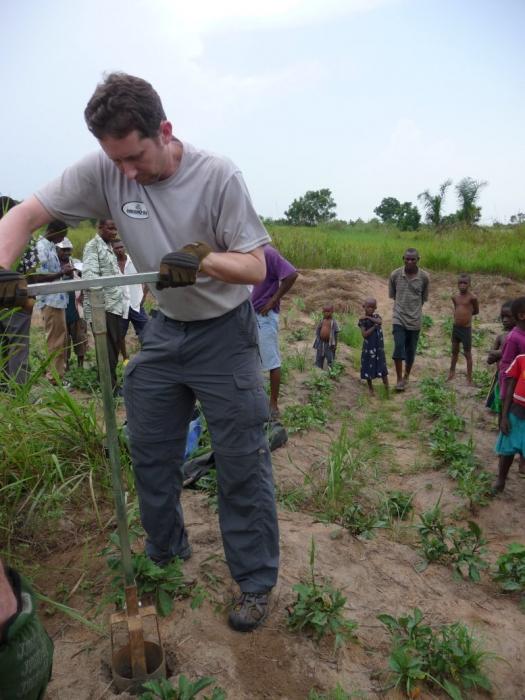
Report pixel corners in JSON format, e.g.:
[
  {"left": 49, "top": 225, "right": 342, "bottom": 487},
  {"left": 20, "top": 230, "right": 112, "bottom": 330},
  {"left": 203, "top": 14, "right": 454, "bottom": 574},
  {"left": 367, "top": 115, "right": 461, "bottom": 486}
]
[
  {"left": 358, "top": 297, "right": 389, "bottom": 395},
  {"left": 486, "top": 301, "right": 514, "bottom": 413},
  {"left": 314, "top": 304, "right": 339, "bottom": 369},
  {"left": 493, "top": 351, "right": 525, "bottom": 492},
  {"left": 447, "top": 273, "right": 479, "bottom": 384}
]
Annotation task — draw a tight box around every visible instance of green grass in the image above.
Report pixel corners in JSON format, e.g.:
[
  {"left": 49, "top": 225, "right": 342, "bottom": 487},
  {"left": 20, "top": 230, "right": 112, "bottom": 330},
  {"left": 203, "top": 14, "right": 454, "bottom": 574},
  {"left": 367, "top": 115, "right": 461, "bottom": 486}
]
[
  {"left": 66, "top": 220, "right": 525, "bottom": 280},
  {"left": 268, "top": 222, "right": 525, "bottom": 279}
]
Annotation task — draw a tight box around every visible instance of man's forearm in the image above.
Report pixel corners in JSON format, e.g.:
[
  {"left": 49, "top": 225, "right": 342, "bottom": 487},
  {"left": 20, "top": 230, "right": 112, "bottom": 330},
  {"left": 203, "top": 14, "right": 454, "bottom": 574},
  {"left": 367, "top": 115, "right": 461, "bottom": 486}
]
[
  {"left": 0, "top": 197, "right": 53, "bottom": 268},
  {"left": 201, "top": 248, "right": 266, "bottom": 285}
]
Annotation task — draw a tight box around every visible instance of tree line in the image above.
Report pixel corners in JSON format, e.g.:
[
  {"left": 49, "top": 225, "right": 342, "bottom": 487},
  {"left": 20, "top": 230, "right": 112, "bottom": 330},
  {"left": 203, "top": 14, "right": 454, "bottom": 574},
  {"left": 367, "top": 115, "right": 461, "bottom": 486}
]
[{"left": 266, "top": 177, "right": 523, "bottom": 230}]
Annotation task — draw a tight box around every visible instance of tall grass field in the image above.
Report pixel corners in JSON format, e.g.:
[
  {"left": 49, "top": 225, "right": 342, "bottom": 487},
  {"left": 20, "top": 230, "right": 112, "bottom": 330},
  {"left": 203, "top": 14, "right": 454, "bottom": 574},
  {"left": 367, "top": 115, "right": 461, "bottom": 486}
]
[{"left": 68, "top": 221, "right": 525, "bottom": 280}]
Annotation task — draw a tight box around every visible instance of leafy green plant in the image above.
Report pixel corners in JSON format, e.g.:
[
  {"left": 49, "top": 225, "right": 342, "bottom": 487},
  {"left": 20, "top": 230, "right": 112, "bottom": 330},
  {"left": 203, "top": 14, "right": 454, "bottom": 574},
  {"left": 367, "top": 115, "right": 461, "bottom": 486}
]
[
  {"left": 492, "top": 543, "right": 525, "bottom": 594},
  {"left": 139, "top": 675, "right": 226, "bottom": 700},
  {"left": 287, "top": 347, "right": 310, "bottom": 372},
  {"left": 417, "top": 504, "right": 488, "bottom": 581},
  {"left": 282, "top": 403, "right": 327, "bottom": 433},
  {"left": 340, "top": 503, "right": 384, "bottom": 539},
  {"left": 102, "top": 516, "right": 192, "bottom": 616},
  {"left": 378, "top": 607, "right": 493, "bottom": 699},
  {"left": 287, "top": 538, "right": 357, "bottom": 649},
  {"left": 64, "top": 364, "right": 100, "bottom": 391},
  {"left": 308, "top": 685, "right": 366, "bottom": 700},
  {"left": 327, "top": 361, "right": 345, "bottom": 380},
  {"left": 289, "top": 327, "right": 309, "bottom": 342},
  {"left": 379, "top": 490, "right": 414, "bottom": 521},
  {"left": 421, "top": 315, "right": 434, "bottom": 331}
]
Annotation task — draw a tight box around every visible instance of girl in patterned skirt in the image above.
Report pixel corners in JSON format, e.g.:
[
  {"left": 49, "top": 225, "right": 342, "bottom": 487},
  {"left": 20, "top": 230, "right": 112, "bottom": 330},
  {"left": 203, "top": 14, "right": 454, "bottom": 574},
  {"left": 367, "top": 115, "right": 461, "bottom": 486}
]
[{"left": 358, "top": 297, "right": 389, "bottom": 395}]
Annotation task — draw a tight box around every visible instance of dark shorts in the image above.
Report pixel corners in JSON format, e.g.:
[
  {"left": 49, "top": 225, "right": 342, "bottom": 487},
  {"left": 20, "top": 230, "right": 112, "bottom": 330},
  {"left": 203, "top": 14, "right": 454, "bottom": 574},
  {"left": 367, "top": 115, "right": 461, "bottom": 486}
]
[
  {"left": 392, "top": 324, "right": 420, "bottom": 366},
  {"left": 451, "top": 325, "right": 472, "bottom": 352}
]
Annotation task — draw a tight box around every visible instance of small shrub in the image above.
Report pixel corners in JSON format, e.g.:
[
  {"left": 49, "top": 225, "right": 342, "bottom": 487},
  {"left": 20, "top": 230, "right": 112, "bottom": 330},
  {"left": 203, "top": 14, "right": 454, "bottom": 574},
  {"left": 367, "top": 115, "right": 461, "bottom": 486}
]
[
  {"left": 378, "top": 607, "right": 493, "bottom": 699},
  {"left": 492, "top": 543, "right": 525, "bottom": 594},
  {"left": 417, "top": 504, "right": 488, "bottom": 582},
  {"left": 287, "top": 538, "right": 358, "bottom": 649},
  {"left": 139, "top": 676, "right": 226, "bottom": 700}
]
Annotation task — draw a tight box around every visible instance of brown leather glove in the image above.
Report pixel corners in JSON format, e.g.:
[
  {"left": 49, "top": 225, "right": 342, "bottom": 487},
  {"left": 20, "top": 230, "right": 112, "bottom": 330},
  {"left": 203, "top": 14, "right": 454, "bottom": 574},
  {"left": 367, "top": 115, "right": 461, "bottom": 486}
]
[
  {"left": 0, "top": 267, "right": 29, "bottom": 308},
  {"left": 157, "top": 242, "right": 212, "bottom": 290}
]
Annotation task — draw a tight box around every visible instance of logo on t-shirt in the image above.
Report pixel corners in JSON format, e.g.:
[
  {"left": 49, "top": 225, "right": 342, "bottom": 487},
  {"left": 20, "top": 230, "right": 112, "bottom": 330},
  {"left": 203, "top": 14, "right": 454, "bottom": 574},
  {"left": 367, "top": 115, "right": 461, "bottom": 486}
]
[{"left": 122, "top": 201, "right": 149, "bottom": 219}]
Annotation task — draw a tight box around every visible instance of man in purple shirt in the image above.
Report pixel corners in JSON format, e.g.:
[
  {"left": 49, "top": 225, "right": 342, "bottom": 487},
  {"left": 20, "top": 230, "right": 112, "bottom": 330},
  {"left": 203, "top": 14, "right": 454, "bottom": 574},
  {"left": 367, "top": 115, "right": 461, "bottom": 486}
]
[{"left": 252, "top": 245, "right": 298, "bottom": 418}]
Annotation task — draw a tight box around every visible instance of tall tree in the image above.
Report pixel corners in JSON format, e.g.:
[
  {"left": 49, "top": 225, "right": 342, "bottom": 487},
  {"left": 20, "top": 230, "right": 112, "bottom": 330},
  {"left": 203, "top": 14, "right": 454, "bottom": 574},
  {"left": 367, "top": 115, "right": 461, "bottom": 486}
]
[
  {"left": 284, "top": 189, "right": 337, "bottom": 226},
  {"left": 397, "top": 202, "right": 421, "bottom": 231},
  {"left": 455, "top": 177, "right": 487, "bottom": 225},
  {"left": 418, "top": 179, "right": 452, "bottom": 226},
  {"left": 374, "top": 197, "right": 401, "bottom": 224}
]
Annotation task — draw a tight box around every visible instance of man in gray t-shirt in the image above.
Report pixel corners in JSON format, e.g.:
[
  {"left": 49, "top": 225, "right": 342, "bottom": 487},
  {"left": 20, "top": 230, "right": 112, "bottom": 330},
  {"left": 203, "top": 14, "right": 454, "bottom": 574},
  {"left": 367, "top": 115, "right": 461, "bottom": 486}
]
[
  {"left": 388, "top": 247, "right": 429, "bottom": 391},
  {"left": 0, "top": 72, "right": 278, "bottom": 633}
]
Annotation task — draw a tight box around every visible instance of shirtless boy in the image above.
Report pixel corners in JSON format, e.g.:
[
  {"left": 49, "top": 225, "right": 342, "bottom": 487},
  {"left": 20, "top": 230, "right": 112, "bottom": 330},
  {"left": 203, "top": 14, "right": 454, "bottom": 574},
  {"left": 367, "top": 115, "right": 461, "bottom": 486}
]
[{"left": 447, "top": 273, "right": 479, "bottom": 384}]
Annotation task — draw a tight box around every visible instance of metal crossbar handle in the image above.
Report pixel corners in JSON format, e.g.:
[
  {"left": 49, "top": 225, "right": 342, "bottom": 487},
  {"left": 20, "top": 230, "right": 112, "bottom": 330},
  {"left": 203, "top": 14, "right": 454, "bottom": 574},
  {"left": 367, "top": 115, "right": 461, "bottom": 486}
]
[{"left": 27, "top": 271, "right": 159, "bottom": 295}]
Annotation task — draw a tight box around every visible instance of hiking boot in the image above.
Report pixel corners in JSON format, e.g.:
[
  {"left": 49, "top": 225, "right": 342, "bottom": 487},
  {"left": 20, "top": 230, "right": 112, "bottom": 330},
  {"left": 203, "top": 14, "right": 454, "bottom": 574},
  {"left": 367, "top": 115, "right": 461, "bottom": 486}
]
[{"left": 228, "top": 592, "right": 270, "bottom": 632}]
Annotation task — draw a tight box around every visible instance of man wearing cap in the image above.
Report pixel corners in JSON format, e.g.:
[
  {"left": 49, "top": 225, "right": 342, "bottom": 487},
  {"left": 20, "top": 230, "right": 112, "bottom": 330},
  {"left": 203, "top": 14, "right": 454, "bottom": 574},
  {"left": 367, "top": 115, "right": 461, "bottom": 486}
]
[
  {"left": 56, "top": 238, "right": 88, "bottom": 369},
  {"left": 82, "top": 219, "right": 124, "bottom": 393},
  {"left": 35, "top": 220, "right": 74, "bottom": 382}
]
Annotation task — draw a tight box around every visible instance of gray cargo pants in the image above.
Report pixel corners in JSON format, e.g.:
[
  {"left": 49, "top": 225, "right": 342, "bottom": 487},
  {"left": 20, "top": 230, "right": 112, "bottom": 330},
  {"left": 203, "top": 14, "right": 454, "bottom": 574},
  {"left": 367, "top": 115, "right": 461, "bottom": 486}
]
[{"left": 123, "top": 300, "right": 279, "bottom": 593}]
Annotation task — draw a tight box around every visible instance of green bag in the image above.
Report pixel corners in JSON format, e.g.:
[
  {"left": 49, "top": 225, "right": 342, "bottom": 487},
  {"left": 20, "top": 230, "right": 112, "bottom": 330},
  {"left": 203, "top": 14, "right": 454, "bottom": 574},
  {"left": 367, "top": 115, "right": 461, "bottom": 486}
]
[{"left": 0, "top": 568, "right": 53, "bottom": 700}]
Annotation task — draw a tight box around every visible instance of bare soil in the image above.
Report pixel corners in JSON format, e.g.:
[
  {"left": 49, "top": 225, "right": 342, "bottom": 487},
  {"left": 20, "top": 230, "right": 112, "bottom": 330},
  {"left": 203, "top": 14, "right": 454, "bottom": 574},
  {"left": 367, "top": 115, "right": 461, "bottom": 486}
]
[{"left": 28, "top": 270, "right": 525, "bottom": 699}]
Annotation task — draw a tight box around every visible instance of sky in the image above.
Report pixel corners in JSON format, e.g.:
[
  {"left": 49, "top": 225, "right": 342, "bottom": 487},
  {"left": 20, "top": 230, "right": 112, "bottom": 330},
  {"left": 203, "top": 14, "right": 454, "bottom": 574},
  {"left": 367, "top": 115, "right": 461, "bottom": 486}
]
[{"left": 1, "top": 0, "right": 524, "bottom": 224}]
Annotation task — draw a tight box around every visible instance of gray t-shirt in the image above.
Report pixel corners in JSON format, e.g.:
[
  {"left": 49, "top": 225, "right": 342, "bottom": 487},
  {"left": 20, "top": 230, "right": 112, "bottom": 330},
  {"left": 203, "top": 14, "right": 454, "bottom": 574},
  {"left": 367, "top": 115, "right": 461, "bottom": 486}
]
[
  {"left": 388, "top": 267, "right": 429, "bottom": 330},
  {"left": 35, "top": 141, "right": 271, "bottom": 321}
]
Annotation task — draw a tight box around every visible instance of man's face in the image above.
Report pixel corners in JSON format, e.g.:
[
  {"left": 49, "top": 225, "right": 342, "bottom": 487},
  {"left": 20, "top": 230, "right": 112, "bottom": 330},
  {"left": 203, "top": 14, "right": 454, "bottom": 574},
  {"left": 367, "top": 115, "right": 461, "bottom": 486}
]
[
  {"left": 47, "top": 232, "right": 66, "bottom": 245},
  {"left": 56, "top": 247, "right": 71, "bottom": 263},
  {"left": 98, "top": 220, "right": 118, "bottom": 242},
  {"left": 112, "top": 242, "right": 126, "bottom": 259},
  {"left": 403, "top": 253, "right": 419, "bottom": 272},
  {"left": 99, "top": 124, "right": 172, "bottom": 185}
]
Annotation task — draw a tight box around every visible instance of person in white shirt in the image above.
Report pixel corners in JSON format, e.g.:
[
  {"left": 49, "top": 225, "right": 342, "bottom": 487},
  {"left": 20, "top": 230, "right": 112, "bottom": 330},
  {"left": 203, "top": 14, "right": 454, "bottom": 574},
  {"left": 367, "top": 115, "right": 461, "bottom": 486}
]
[{"left": 112, "top": 239, "right": 149, "bottom": 361}]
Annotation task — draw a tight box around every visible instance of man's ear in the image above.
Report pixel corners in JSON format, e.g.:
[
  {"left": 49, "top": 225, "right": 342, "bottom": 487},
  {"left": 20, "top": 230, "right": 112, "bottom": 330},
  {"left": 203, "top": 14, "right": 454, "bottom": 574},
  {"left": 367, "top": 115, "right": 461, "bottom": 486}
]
[{"left": 159, "top": 120, "right": 173, "bottom": 144}]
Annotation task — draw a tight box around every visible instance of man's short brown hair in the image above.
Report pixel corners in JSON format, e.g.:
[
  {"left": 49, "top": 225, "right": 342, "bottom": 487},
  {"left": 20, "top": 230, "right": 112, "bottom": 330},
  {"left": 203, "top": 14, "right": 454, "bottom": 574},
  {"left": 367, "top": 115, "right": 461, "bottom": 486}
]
[{"left": 84, "top": 72, "right": 167, "bottom": 139}]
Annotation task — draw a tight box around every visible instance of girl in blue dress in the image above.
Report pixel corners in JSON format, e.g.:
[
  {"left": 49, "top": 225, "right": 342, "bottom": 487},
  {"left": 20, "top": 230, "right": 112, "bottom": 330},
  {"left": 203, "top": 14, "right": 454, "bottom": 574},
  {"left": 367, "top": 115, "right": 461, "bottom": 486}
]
[{"left": 358, "top": 297, "right": 389, "bottom": 395}]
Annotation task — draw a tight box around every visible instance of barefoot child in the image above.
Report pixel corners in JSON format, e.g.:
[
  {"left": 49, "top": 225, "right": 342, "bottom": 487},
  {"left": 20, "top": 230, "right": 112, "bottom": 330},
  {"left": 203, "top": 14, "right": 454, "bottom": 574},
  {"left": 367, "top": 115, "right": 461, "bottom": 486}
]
[
  {"left": 314, "top": 304, "right": 339, "bottom": 369},
  {"left": 493, "top": 351, "right": 525, "bottom": 492},
  {"left": 358, "top": 297, "right": 389, "bottom": 395},
  {"left": 486, "top": 301, "right": 514, "bottom": 413},
  {"left": 447, "top": 274, "right": 479, "bottom": 384},
  {"left": 497, "top": 296, "right": 525, "bottom": 477}
]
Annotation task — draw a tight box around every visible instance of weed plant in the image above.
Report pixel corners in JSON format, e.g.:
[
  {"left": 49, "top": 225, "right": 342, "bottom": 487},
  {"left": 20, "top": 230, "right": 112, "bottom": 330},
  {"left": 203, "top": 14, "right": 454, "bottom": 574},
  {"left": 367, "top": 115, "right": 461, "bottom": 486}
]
[
  {"left": 339, "top": 314, "right": 362, "bottom": 349},
  {"left": 492, "top": 543, "right": 525, "bottom": 603},
  {"left": 139, "top": 676, "right": 226, "bottom": 700},
  {"left": 340, "top": 503, "right": 385, "bottom": 539},
  {"left": 379, "top": 490, "right": 414, "bottom": 521},
  {"left": 417, "top": 503, "right": 488, "bottom": 581},
  {"left": 282, "top": 369, "right": 334, "bottom": 433},
  {"left": 287, "top": 539, "right": 358, "bottom": 650},
  {"left": 288, "top": 327, "right": 309, "bottom": 342},
  {"left": 103, "top": 525, "right": 192, "bottom": 616},
  {"left": 0, "top": 366, "right": 113, "bottom": 552},
  {"left": 378, "top": 607, "right": 493, "bottom": 699}
]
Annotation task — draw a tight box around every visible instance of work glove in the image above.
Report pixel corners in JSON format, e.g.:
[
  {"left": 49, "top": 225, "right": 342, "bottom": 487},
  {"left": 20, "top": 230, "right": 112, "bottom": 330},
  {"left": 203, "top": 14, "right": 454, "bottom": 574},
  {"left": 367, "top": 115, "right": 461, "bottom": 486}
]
[
  {"left": 0, "top": 266, "right": 29, "bottom": 308},
  {"left": 156, "top": 242, "right": 212, "bottom": 290}
]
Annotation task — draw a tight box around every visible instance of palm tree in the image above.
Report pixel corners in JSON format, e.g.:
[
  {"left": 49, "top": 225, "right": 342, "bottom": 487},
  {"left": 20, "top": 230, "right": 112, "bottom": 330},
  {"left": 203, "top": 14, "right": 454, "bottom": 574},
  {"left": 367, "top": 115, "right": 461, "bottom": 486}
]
[
  {"left": 417, "top": 179, "right": 452, "bottom": 227},
  {"left": 455, "top": 177, "right": 487, "bottom": 226}
]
